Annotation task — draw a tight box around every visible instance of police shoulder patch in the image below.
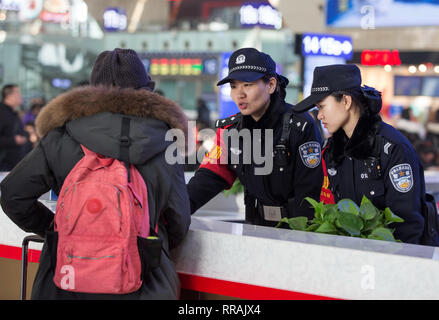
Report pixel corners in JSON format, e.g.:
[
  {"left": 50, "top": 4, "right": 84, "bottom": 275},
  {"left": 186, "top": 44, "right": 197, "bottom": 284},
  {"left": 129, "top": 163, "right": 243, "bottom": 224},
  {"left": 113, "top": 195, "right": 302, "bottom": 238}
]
[
  {"left": 389, "top": 163, "right": 413, "bottom": 193},
  {"left": 299, "top": 141, "right": 321, "bottom": 168}
]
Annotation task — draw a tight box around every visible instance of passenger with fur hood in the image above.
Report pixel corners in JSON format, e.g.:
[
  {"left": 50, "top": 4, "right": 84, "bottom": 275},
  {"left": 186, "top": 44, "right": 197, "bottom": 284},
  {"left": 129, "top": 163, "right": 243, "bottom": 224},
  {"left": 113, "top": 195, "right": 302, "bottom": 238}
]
[
  {"left": 0, "top": 48, "right": 191, "bottom": 299},
  {"left": 294, "top": 64, "right": 428, "bottom": 245}
]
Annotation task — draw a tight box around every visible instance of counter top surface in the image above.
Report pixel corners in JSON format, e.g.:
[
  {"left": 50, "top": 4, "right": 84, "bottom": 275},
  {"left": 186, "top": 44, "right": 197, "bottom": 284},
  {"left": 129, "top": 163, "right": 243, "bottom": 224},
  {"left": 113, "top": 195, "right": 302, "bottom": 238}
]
[
  {"left": 2, "top": 171, "right": 439, "bottom": 299},
  {"left": 189, "top": 216, "right": 439, "bottom": 261}
]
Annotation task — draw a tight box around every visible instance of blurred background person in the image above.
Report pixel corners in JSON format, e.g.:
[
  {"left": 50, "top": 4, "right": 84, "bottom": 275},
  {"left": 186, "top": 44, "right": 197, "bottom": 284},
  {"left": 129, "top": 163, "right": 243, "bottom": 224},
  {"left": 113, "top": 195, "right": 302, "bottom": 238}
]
[
  {"left": 0, "top": 84, "right": 29, "bottom": 171},
  {"left": 395, "top": 106, "right": 425, "bottom": 148},
  {"left": 22, "top": 102, "right": 44, "bottom": 127},
  {"left": 196, "top": 97, "right": 211, "bottom": 129},
  {"left": 426, "top": 105, "right": 439, "bottom": 151}
]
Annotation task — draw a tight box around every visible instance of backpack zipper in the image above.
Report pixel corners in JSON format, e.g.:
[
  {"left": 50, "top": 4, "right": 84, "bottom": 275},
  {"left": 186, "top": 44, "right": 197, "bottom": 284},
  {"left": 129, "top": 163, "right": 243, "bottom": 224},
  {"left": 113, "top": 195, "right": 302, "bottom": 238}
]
[
  {"left": 65, "top": 184, "right": 76, "bottom": 221},
  {"left": 115, "top": 187, "right": 122, "bottom": 218},
  {"left": 67, "top": 254, "right": 115, "bottom": 263}
]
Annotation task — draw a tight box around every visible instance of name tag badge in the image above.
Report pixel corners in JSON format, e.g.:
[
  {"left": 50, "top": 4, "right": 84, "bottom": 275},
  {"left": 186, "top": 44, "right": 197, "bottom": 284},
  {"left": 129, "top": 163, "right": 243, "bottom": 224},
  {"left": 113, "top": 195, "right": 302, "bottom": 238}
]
[{"left": 263, "top": 205, "right": 282, "bottom": 222}]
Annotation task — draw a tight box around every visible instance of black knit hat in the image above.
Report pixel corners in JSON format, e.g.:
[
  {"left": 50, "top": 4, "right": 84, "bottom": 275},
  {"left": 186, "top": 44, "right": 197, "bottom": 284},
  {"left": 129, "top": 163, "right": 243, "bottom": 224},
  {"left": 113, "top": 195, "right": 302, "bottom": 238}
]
[{"left": 90, "top": 48, "right": 155, "bottom": 91}]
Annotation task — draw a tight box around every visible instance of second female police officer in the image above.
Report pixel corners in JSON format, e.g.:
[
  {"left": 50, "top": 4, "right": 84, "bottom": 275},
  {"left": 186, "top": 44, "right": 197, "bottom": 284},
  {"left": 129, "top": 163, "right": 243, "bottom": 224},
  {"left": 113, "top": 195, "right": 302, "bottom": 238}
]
[
  {"left": 187, "top": 48, "right": 324, "bottom": 226},
  {"left": 293, "top": 64, "right": 437, "bottom": 245}
]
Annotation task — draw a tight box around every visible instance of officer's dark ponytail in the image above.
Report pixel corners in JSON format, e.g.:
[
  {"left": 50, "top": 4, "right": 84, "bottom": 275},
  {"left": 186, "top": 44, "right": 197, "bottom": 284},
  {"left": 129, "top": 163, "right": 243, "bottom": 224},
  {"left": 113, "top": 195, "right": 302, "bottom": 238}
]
[{"left": 331, "top": 85, "right": 382, "bottom": 116}]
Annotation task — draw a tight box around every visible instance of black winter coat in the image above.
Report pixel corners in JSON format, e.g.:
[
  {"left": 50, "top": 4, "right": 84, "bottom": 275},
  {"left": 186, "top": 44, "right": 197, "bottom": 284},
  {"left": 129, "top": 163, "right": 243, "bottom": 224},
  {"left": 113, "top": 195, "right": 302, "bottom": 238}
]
[{"left": 0, "top": 86, "right": 191, "bottom": 299}]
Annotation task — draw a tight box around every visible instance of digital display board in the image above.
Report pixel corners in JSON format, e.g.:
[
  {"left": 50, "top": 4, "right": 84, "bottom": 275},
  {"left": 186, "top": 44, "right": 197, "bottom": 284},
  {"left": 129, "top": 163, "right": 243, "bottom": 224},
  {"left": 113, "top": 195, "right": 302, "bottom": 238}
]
[
  {"left": 394, "top": 76, "right": 422, "bottom": 96},
  {"left": 150, "top": 58, "right": 203, "bottom": 76},
  {"left": 301, "top": 33, "right": 353, "bottom": 60},
  {"left": 421, "top": 77, "right": 439, "bottom": 97},
  {"left": 240, "top": 2, "right": 282, "bottom": 29},
  {"left": 104, "top": 7, "right": 127, "bottom": 32},
  {"left": 361, "top": 49, "right": 401, "bottom": 66},
  {"left": 394, "top": 76, "right": 439, "bottom": 97},
  {"left": 139, "top": 54, "right": 219, "bottom": 77}
]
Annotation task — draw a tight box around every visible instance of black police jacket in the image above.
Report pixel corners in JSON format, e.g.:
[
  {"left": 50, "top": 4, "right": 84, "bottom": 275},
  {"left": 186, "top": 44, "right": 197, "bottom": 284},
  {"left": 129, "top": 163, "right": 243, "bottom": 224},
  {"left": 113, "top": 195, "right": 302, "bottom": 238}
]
[
  {"left": 323, "top": 113, "right": 425, "bottom": 244},
  {"left": 187, "top": 95, "right": 324, "bottom": 224}
]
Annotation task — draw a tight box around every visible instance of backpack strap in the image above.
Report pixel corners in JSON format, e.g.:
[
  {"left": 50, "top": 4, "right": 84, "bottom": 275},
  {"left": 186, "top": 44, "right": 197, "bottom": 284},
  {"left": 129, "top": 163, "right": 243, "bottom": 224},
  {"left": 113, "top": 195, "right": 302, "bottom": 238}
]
[
  {"left": 279, "top": 107, "right": 294, "bottom": 147},
  {"left": 273, "top": 107, "right": 294, "bottom": 169},
  {"left": 120, "top": 117, "right": 132, "bottom": 182}
]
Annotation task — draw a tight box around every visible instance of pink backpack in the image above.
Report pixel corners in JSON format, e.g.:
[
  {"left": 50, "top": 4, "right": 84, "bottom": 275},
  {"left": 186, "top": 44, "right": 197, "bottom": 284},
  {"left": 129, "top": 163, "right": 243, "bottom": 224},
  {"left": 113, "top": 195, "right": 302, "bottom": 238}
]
[{"left": 53, "top": 144, "right": 150, "bottom": 294}]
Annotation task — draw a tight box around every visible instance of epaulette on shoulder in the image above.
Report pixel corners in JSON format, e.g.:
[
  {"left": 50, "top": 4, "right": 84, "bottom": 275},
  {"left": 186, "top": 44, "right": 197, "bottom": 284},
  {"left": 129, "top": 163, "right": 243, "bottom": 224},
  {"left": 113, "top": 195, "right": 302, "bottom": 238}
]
[
  {"left": 283, "top": 104, "right": 311, "bottom": 133},
  {"left": 378, "top": 135, "right": 394, "bottom": 156},
  {"left": 215, "top": 113, "right": 241, "bottom": 128},
  {"left": 290, "top": 112, "right": 310, "bottom": 133}
]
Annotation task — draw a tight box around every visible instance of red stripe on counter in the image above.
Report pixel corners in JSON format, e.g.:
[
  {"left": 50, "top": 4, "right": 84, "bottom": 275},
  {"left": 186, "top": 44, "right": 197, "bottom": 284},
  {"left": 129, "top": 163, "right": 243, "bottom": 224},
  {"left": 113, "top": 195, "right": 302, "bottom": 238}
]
[
  {"left": 0, "top": 244, "right": 41, "bottom": 263},
  {"left": 0, "top": 244, "right": 338, "bottom": 299},
  {"left": 178, "top": 272, "right": 339, "bottom": 300}
]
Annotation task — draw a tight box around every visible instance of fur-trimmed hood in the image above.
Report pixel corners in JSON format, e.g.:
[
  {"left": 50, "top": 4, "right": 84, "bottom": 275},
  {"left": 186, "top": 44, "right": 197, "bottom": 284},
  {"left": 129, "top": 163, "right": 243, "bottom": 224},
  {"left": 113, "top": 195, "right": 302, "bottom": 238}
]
[
  {"left": 325, "top": 113, "right": 382, "bottom": 165},
  {"left": 35, "top": 86, "right": 188, "bottom": 164},
  {"left": 36, "top": 85, "right": 187, "bottom": 137}
]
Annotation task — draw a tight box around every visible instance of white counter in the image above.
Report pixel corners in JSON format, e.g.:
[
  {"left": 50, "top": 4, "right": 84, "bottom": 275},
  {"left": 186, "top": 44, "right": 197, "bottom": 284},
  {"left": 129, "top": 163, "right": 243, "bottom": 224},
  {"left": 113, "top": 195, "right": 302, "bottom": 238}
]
[
  {"left": 172, "top": 217, "right": 439, "bottom": 299},
  {"left": 2, "top": 171, "right": 439, "bottom": 299}
]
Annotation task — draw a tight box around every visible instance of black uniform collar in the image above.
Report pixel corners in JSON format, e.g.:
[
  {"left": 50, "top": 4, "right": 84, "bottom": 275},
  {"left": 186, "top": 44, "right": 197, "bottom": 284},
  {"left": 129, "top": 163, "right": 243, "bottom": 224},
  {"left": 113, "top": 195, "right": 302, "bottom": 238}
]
[
  {"left": 327, "top": 113, "right": 382, "bottom": 165},
  {"left": 240, "top": 94, "right": 286, "bottom": 130}
]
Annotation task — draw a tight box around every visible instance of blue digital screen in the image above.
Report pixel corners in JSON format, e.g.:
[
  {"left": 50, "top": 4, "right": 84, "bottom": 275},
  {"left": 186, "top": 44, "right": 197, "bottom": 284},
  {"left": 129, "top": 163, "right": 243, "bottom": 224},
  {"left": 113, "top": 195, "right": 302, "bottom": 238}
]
[
  {"left": 218, "top": 52, "right": 240, "bottom": 119},
  {"left": 422, "top": 77, "right": 439, "bottom": 97},
  {"left": 394, "top": 76, "right": 422, "bottom": 96},
  {"left": 240, "top": 2, "right": 282, "bottom": 29},
  {"left": 52, "top": 78, "right": 71, "bottom": 89},
  {"left": 301, "top": 33, "right": 353, "bottom": 60},
  {"left": 103, "top": 7, "right": 127, "bottom": 32},
  {"left": 394, "top": 76, "right": 439, "bottom": 97}
]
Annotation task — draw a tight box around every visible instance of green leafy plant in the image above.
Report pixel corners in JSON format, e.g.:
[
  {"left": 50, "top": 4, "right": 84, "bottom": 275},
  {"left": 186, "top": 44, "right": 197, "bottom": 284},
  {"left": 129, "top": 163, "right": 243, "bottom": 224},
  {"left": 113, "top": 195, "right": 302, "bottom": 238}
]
[
  {"left": 276, "top": 196, "right": 404, "bottom": 242},
  {"left": 223, "top": 179, "right": 244, "bottom": 197}
]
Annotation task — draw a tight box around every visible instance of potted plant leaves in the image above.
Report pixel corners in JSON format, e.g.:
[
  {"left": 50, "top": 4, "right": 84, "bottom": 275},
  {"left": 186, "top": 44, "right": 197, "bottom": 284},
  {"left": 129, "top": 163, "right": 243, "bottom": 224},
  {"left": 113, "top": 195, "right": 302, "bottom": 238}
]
[{"left": 276, "top": 196, "right": 404, "bottom": 242}]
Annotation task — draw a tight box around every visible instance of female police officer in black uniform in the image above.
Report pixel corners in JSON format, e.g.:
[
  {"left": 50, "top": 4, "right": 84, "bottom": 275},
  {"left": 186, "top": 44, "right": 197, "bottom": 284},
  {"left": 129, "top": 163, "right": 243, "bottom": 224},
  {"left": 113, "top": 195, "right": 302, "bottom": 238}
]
[
  {"left": 187, "top": 48, "right": 323, "bottom": 226},
  {"left": 293, "top": 64, "right": 430, "bottom": 244}
]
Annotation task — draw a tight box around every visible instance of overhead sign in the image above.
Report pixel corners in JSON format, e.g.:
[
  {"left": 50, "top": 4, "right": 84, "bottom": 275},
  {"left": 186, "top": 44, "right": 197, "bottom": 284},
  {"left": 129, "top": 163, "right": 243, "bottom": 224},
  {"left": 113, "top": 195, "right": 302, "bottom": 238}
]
[
  {"left": 150, "top": 58, "right": 203, "bottom": 76},
  {"left": 19, "top": 0, "right": 43, "bottom": 21},
  {"left": 52, "top": 78, "right": 71, "bottom": 90},
  {"left": 103, "top": 7, "right": 127, "bottom": 32},
  {"left": 18, "top": 0, "right": 43, "bottom": 21},
  {"left": 240, "top": 2, "right": 282, "bottom": 29},
  {"left": 361, "top": 49, "right": 401, "bottom": 66},
  {"left": 40, "top": 0, "right": 70, "bottom": 23},
  {"left": 301, "top": 33, "right": 353, "bottom": 60}
]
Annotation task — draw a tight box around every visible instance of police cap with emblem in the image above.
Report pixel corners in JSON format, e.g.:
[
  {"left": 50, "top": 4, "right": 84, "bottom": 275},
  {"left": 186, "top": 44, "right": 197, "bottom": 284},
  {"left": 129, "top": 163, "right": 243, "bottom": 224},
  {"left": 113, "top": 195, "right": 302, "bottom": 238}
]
[
  {"left": 294, "top": 64, "right": 363, "bottom": 112},
  {"left": 217, "top": 48, "right": 289, "bottom": 87}
]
